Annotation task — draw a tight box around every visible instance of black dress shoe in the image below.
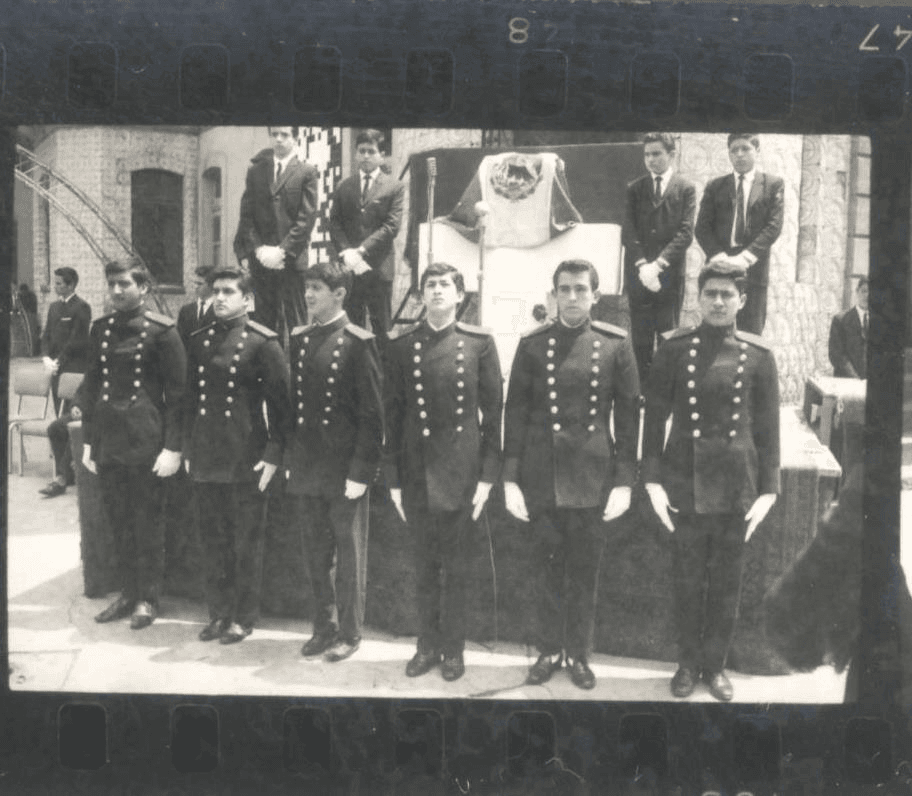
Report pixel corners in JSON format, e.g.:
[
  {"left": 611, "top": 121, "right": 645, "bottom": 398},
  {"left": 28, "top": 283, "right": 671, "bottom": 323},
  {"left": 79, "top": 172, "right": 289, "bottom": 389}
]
[
  {"left": 94, "top": 596, "right": 134, "bottom": 623},
  {"left": 39, "top": 481, "right": 66, "bottom": 498},
  {"left": 405, "top": 649, "right": 440, "bottom": 677},
  {"left": 704, "top": 671, "right": 734, "bottom": 702},
  {"left": 301, "top": 630, "right": 337, "bottom": 657},
  {"left": 199, "top": 619, "right": 228, "bottom": 642},
  {"left": 324, "top": 638, "right": 360, "bottom": 662},
  {"left": 130, "top": 601, "right": 156, "bottom": 630},
  {"left": 670, "top": 666, "right": 698, "bottom": 698},
  {"left": 526, "top": 653, "right": 563, "bottom": 686},
  {"left": 220, "top": 622, "right": 253, "bottom": 644},
  {"left": 568, "top": 657, "right": 596, "bottom": 690},
  {"left": 441, "top": 652, "right": 465, "bottom": 682}
]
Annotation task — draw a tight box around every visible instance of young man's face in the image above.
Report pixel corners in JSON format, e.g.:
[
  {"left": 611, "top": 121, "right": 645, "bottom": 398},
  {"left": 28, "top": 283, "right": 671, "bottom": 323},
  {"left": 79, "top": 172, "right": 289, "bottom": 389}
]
[
  {"left": 305, "top": 279, "right": 345, "bottom": 324},
  {"left": 210, "top": 278, "right": 249, "bottom": 320},
  {"left": 728, "top": 138, "right": 758, "bottom": 175},
  {"left": 356, "top": 142, "right": 383, "bottom": 174},
  {"left": 107, "top": 272, "right": 148, "bottom": 313},
  {"left": 191, "top": 273, "right": 211, "bottom": 300},
  {"left": 269, "top": 127, "right": 297, "bottom": 160},
  {"left": 643, "top": 142, "right": 673, "bottom": 176},
  {"left": 53, "top": 275, "right": 74, "bottom": 298},
  {"left": 421, "top": 273, "right": 463, "bottom": 319},
  {"left": 856, "top": 281, "right": 869, "bottom": 312},
  {"left": 698, "top": 277, "right": 746, "bottom": 327},
  {"left": 553, "top": 270, "right": 598, "bottom": 327}
]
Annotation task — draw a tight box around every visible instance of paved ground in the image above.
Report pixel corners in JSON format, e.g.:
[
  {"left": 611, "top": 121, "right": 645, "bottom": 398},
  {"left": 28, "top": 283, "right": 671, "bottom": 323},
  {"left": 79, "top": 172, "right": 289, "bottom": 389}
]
[{"left": 7, "top": 430, "right": 848, "bottom": 703}]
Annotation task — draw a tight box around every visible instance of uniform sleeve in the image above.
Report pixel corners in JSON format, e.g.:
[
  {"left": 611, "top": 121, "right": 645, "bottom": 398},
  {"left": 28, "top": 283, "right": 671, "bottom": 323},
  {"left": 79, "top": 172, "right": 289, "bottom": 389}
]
[
  {"left": 280, "top": 165, "right": 319, "bottom": 259},
  {"left": 695, "top": 179, "right": 725, "bottom": 261},
  {"left": 746, "top": 176, "right": 785, "bottom": 261},
  {"left": 233, "top": 167, "right": 262, "bottom": 262},
  {"left": 382, "top": 342, "right": 407, "bottom": 489},
  {"left": 641, "top": 340, "right": 676, "bottom": 483},
  {"left": 658, "top": 180, "right": 696, "bottom": 266},
  {"left": 360, "top": 181, "right": 405, "bottom": 265},
  {"left": 158, "top": 326, "right": 187, "bottom": 453},
  {"left": 608, "top": 337, "right": 641, "bottom": 488},
  {"left": 503, "top": 339, "right": 534, "bottom": 483},
  {"left": 477, "top": 334, "right": 504, "bottom": 484},
  {"left": 753, "top": 349, "right": 781, "bottom": 495},
  {"left": 348, "top": 337, "right": 384, "bottom": 484},
  {"left": 258, "top": 338, "right": 292, "bottom": 466},
  {"left": 622, "top": 182, "right": 646, "bottom": 265}
]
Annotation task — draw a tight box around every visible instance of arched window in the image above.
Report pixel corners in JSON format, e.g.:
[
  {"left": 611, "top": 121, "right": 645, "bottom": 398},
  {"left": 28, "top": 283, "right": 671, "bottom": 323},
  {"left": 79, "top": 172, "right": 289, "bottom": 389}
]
[
  {"left": 201, "top": 166, "right": 222, "bottom": 271},
  {"left": 131, "top": 169, "right": 183, "bottom": 286}
]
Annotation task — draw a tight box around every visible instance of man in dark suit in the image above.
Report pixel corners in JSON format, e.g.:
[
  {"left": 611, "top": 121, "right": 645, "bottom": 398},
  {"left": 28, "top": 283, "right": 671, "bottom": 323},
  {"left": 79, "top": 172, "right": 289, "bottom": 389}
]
[
  {"left": 79, "top": 258, "right": 186, "bottom": 631},
  {"left": 233, "top": 126, "right": 319, "bottom": 340},
  {"left": 183, "top": 265, "right": 291, "bottom": 644},
  {"left": 286, "top": 262, "right": 384, "bottom": 664},
  {"left": 829, "top": 276, "right": 868, "bottom": 379},
  {"left": 385, "top": 263, "right": 503, "bottom": 682},
  {"left": 329, "top": 129, "right": 405, "bottom": 344},
  {"left": 643, "top": 261, "right": 781, "bottom": 702},
  {"left": 177, "top": 265, "right": 216, "bottom": 345},
  {"left": 504, "top": 259, "right": 640, "bottom": 691},
  {"left": 38, "top": 267, "right": 91, "bottom": 498},
  {"left": 623, "top": 133, "right": 696, "bottom": 385},
  {"left": 695, "top": 134, "right": 785, "bottom": 335}
]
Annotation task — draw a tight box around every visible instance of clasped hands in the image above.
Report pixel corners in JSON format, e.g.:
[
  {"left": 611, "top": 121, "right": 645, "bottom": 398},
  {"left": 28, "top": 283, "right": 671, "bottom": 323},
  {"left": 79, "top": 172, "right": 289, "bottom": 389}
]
[
  {"left": 504, "top": 482, "right": 632, "bottom": 524},
  {"left": 255, "top": 245, "right": 286, "bottom": 270},
  {"left": 339, "top": 248, "right": 372, "bottom": 276},
  {"left": 636, "top": 260, "right": 663, "bottom": 293}
]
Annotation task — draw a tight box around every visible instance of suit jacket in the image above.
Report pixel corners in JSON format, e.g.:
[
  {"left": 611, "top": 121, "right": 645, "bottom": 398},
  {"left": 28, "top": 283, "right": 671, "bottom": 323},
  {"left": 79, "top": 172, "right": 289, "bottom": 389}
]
[
  {"left": 642, "top": 323, "right": 781, "bottom": 515},
  {"left": 176, "top": 300, "right": 216, "bottom": 346},
  {"left": 182, "top": 314, "right": 291, "bottom": 484},
  {"left": 385, "top": 320, "right": 503, "bottom": 512},
  {"left": 503, "top": 319, "right": 640, "bottom": 512},
  {"left": 78, "top": 306, "right": 186, "bottom": 467},
  {"left": 695, "top": 172, "right": 785, "bottom": 287},
  {"left": 622, "top": 172, "right": 696, "bottom": 307},
  {"left": 233, "top": 149, "right": 319, "bottom": 272},
  {"left": 329, "top": 170, "right": 405, "bottom": 282},
  {"left": 829, "top": 307, "right": 866, "bottom": 379},
  {"left": 41, "top": 294, "right": 92, "bottom": 373},
  {"left": 285, "top": 313, "right": 384, "bottom": 497}
]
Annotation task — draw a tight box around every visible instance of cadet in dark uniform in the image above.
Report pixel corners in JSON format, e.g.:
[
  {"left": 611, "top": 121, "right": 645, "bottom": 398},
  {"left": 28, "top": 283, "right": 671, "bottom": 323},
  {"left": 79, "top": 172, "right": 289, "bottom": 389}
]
[
  {"left": 80, "top": 259, "right": 186, "bottom": 630},
  {"left": 183, "top": 265, "right": 292, "bottom": 644},
  {"left": 504, "top": 259, "right": 640, "bottom": 690},
  {"left": 385, "top": 263, "right": 503, "bottom": 682},
  {"left": 287, "top": 262, "right": 384, "bottom": 663},
  {"left": 643, "top": 261, "right": 780, "bottom": 702}
]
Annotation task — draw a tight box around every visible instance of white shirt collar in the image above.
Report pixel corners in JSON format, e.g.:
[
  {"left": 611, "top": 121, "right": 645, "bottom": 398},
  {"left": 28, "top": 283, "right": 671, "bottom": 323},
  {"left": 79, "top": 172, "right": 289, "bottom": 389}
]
[
  {"left": 427, "top": 317, "right": 455, "bottom": 333},
  {"left": 733, "top": 168, "right": 756, "bottom": 187},
  {"left": 61, "top": 292, "right": 76, "bottom": 303},
  {"left": 274, "top": 151, "right": 295, "bottom": 175},
  {"left": 856, "top": 305, "right": 868, "bottom": 323},
  {"left": 649, "top": 167, "right": 673, "bottom": 195},
  {"left": 314, "top": 310, "right": 346, "bottom": 327},
  {"left": 362, "top": 167, "right": 381, "bottom": 184}
]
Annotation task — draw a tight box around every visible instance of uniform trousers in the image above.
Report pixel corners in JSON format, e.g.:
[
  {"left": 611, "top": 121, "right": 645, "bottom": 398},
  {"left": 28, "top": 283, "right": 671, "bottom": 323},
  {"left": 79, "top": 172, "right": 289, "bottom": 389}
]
[
  {"left": 195, "top": 482, "right": 267, "bottom": 628},
  {"left": 630, "top": 294, "right": 680, "bottom": 386},
  {"left": 298, "top": 493, "right": 369, "bottom": 644},
  {"left": 404, "top": 490, "right": 473, "bottom": 657},
  {"left": 250, "top": 258, "right": 307, "bottom": 343},
  {"left": 530, "top": 507, "right": 608, "bottom": 660},
  {"left": 672, "top": 512, "right": 746, "bottom": 674},
  {"left": 344, "top": 271, "right": 391, "bottom": 344},
  {"left": 97, "top": 461, "right": 165, "bottom": 605}
]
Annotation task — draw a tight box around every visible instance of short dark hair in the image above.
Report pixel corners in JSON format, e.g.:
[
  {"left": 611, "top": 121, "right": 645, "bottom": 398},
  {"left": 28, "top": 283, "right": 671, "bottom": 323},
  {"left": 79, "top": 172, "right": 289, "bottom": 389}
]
[
  {"left": 208, "top": 264, "right": 254, "bottom": 295},
  {"left": 105, "top": 257, "right": 152, "bottom": 288},
  {"left": 697, "top": 262, "right": 747, "bottom": 294},
  {"left": 643, "top": 132, "right": 676, "bottom": 154},
  {"left": 304, "top": 261, "right": 352, "bottom": 294},
  {"left": 552, "top": 259, "right": 599, "bottom": 292},
  {"left": 420, "top": 262, "right": 466, "bottom": 294},
  {"left": 532, "top": 304, "right": 548, "bottom": 323},
  {"left": 856, "top": 275, "right": 869, "bottom": 289},
  {"left": 268, "top": 126, "right": 300, "bottom": 140},
  {"left": 54, "top": 267, "right": 79, "bottom": 288},
  {"left": 727, "top": 133, "right": 760, "bottom": 150},
  {"left": 356, "top": 129, "right": 386, "bottom": 153},
  {"left": 194, "top": 264, "right": 215, "bottom": 280}
]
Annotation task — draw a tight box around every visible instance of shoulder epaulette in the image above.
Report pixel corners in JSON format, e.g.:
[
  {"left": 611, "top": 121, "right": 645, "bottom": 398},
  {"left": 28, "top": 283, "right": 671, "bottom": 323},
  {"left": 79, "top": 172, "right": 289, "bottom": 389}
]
[
  {"left": 734, "top": 330, "right": 772, "bottom": 350},
  {"left": 521, "top": 320, "right": 556, "bottom": 339},
  {"left": 345, "top": 323, "right": 375, "bottom": 341},
  {"left": 190, "top": 321, "right": 218, "bottom": 337},
  {"left": 456, "top": 321, "right": 494, "bottom": 336},
  {"left": 289, "top": 324, "right": 313, "bottom": 338},
  {"left": 387, "top": 322, "right": 420, "bottom": 342},
  {"left": 661, "top": 325, "right": 698, "bottom": 342},
  {"left": 591, "top": 320, "right": 628, "bottom": 338},
  {"left": 245, "top": 319, "right": 278, "bottom": 339},
  {"left": 94, "top": 312, "right": 115, "bottom": 325},
  {"left": 144, "top": 310, "right": 176, "bottom": 327}
]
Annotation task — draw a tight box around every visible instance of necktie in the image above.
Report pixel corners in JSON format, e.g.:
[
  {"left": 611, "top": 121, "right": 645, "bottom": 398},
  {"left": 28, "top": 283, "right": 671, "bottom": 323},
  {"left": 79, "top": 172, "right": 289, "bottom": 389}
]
[
  {"left": 362, "top": 174, "right": 371, "bottom": 202},
  {"left": 734, "top": 175, "right": 746, "bottom": 247},
  {"left": 654, "top": 175, "right": 662, "bottom": 201},
  {"left": 275, "top": 161, "right": 282, "bottom": 183},
  {"left": 863, "top": 312, "right": 868, "bottom": 336}
]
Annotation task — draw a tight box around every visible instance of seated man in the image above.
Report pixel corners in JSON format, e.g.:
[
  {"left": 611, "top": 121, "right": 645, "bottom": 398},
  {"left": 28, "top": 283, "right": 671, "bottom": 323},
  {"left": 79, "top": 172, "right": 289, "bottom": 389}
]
[{"left": 40, "top": 404, "right": 82, "bottom": 498}]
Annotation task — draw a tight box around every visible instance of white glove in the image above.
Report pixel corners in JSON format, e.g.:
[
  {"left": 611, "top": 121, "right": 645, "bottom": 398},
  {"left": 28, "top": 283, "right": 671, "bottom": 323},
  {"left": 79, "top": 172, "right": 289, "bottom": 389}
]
[
  {"left": 471, "top": 482, "right": 493, "bottom": 521},
  {"left": 644, "top": 482, "right": 677, "bottom": 532},
  {"left": 82, "top": 444, "right": 97, "bottom": 474},
  {"left": 152, "top": 449, "right": 181, "bottom": 478},
  {"left": 253, "top": 460, "right": 277, "bottom": 491},
  {"left": 504, "top": 481, "right": 529, "bottom": 522},
  {"left": 345, "top": 479, "right": 368, "bottom": 500},
  {"left": 745, "top": 493, "right": 777, "bottom": 541},
  {"left": 602, "top": 486, "right": 632, "bottom": 522},
  {"left": 256, "top": 246, "right": 285, "bottom": 270},
  {"left": 638, "top": 261, "right": 662, "bottom": 293},
  {"left": 389, "top": 488, "right": 406, "bottom": 522}
]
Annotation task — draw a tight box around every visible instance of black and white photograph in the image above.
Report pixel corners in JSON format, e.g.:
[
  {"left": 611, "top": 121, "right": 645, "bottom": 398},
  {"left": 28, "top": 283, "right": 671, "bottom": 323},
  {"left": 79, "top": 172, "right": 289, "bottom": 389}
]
[{"left": 7, "top": 125, "right": 872, "bottom": 702}]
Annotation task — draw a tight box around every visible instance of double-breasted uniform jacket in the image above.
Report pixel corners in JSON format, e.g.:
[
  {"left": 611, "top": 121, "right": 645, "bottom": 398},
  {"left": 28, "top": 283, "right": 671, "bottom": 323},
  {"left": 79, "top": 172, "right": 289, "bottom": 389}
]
[
  {"left": 182, "top": 315, "right": 291, "bottom": 483},
  {"left": 78, "top": 307, "right": 186, "bottom": 467},
  {"left": 42, "top": 294, "right": 92, "bottom": 373},
  {"left": 503, "top": 319, "right": 640, "bottom": 513},
  {"left": 328, "top": 170, "right": 405, "bottom": 282},
  {"left": 622, "top": 172, "right": 696, "bottom": 308},
  {"left": 828, "top": 307, "right": 867, "bottom": 379},
  {"left": 233, "top": 149, "right": 320, "bottom": 272},
  {"left": 385, "top": 321, "right": 503, "bottom": 512},
  {"left": 285, "top": 313, "right": 384, "bottom": 497},
  {"left": 642, "top": 324, "right": 781, "bottom": 515}
]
